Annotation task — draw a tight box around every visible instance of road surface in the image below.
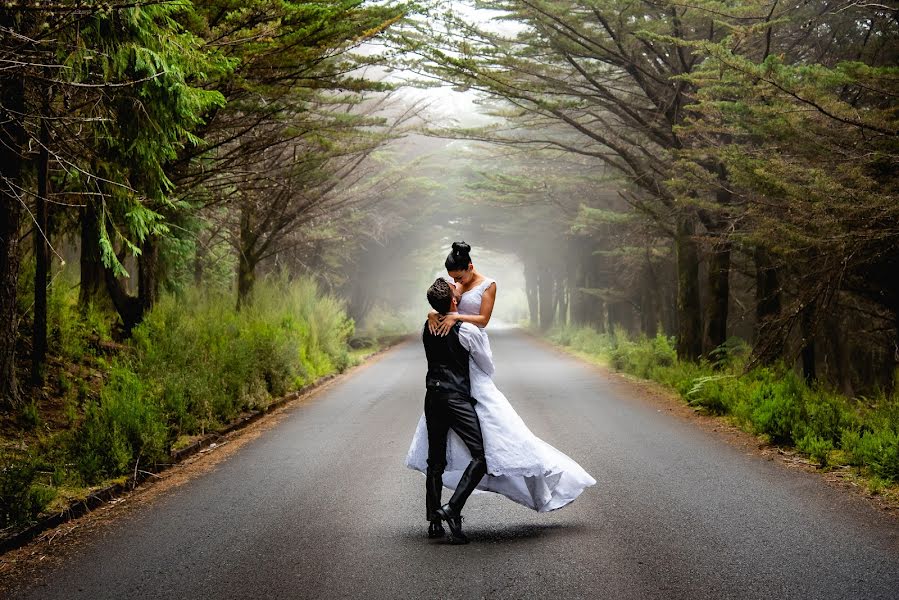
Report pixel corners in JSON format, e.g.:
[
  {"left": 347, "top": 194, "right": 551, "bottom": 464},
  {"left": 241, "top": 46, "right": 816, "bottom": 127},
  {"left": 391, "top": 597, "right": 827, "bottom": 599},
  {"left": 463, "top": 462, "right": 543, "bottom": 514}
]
[{"left": 9, "top": 329, "right": 899, "bottom": 599}]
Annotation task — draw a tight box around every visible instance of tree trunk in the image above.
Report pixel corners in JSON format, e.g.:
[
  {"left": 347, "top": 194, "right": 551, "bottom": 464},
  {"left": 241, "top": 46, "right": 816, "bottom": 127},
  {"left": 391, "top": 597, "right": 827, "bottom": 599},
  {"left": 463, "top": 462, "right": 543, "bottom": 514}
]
[
  {"left": 824, "top": 316, "right": 853, "bottom": 397},
  {"left": 103, "top": 236, "right": 158, "bottom": 335},
  {"left": 752, "top": 245, "right": 783, "bottom": 363},
  {"left": 593, "top": 300, "right": 606, "bottom": 333},
  {"left": 79, "top": 203, "right": 105, "bottom": 308},
  {"left": 641, "top": 286, "right": 658, "bottom": 338},
  {"left": 537, "top": 265, "right": 554, "bottom": 330},
  {"left": 236, "top": 205, "right": 258, "bottom": 309},
  {"left": 569, "top": 259, "right": 587, "bottom": 325},
  {"left": 892, "top": 308, "right": 899, "bottom": 396},
  {"left": 0, "top": 199, "right": 22, "bottom": 410},
  {"left": 704, "top": 239, "right": 731, "bottom": 356},
  {"left": 193, "top": 242, "right": 205, "bottom": 286},
  {"left": 32, "top": 111, "right": 51, "bottom": 384},
  {"left": 662, "top": 241, "right": 678, "bottom": 336},
  {"left": 525, "top": 266, "right": 539, "bottom": 327},
  {"left": 103, "top": 265, "right": 142, "bottom": 334},
  {"left": 138, "top": 235, "right": 160, "bottom": 315},
  {"left": 608, "top": 301, "right": 635, "bottom": 335},
  {"left": 640, "top": 261, "right": 659, "bottom": 338},
  {"left": 237, "top": 253, "right": 257, "bottom": 309},
  {"left": 0, "top": 56, "right": 26, "bottom": 410},
  {"left": 754, "top": 246, "right": 781, "bottom": 324},
  {"left": 800, "top": 303, "right": 816, "bottom": 383},
  {"left": 675, "top": 213, "right": 702, "bottom": 361},
  {"left": 556, "top": 275, "right": 568, "bottom": 326},
  {"left": 100, "top": 230, "right": 150, "bottom": 336},
  {"left": 586, "top": 254, "right": 605, "bottom": 332}
]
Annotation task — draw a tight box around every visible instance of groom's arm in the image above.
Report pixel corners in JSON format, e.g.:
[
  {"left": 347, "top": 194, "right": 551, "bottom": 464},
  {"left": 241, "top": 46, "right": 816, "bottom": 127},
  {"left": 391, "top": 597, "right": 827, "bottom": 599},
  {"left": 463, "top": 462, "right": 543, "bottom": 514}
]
[{"left": 458, "top": 323, "right": 495, "bottom": 377}]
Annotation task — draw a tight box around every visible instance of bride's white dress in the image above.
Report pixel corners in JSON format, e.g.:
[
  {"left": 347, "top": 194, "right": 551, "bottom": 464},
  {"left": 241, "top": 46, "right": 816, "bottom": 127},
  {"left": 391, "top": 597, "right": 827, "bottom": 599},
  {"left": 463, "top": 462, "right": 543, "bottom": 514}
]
[{"left": 405, "top": 277, "right": 596, "bottom": 512}]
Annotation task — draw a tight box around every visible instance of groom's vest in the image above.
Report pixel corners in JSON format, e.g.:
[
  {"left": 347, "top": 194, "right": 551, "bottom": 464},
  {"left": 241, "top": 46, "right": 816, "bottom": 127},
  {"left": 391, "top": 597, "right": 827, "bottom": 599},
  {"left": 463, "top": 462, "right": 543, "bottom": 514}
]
[{"left": 422, "top": 320, "right": 470, "bottom": 398}]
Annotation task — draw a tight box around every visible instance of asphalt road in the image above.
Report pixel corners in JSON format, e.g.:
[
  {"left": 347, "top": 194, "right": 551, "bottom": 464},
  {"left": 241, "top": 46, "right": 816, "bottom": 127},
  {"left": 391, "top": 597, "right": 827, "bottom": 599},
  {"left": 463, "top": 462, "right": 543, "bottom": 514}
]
[{"left": 10, "top": 329, "right": 899, "bottom": 599}]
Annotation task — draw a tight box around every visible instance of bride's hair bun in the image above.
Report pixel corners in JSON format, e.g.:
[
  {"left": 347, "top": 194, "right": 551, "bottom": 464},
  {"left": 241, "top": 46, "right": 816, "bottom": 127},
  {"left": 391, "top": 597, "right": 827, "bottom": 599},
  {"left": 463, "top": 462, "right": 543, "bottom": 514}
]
[
  {"left": 452, "top": 241, "right": 471, "bottom": 256},
  {"left": 445, "top": 240, "right": 473, "bottom": 271}
]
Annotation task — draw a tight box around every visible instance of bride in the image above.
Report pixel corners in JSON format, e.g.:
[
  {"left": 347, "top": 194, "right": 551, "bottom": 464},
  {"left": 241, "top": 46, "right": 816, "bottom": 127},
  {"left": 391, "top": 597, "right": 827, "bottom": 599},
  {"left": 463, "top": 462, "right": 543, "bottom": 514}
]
[{"left": 406, "top": 241, "right": 596, "bottom": 513}]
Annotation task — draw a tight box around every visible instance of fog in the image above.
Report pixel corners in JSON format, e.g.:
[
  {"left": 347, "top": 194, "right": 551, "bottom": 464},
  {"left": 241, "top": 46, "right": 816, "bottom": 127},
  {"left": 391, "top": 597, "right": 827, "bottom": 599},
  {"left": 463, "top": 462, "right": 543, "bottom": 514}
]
[
  {"left": 344, "top": 2, "right": 619, "bottom": 337},
  {"left": 345, "top": 130, "right": 540, "bottom": 334}
]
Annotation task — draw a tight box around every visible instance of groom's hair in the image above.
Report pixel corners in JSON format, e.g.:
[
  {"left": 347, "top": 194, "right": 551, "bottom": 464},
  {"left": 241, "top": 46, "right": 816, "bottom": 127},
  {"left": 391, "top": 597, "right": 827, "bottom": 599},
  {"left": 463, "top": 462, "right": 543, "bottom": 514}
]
[{"left": 427, "top": 278, "right": 453, "bottom": 314}]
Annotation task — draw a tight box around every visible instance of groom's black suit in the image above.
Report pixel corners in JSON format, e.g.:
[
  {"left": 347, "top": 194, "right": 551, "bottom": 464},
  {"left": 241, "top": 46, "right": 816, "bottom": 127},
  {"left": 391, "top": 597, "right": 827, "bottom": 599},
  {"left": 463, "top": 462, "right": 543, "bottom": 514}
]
[{"left": 422, "top": 320, "right": 487, "bottom": 522}]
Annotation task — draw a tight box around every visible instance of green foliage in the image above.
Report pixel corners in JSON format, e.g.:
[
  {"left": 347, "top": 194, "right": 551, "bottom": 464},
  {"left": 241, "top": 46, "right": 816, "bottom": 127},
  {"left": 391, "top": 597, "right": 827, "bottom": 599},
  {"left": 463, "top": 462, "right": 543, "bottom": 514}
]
[
  {"left": 796, "top": 433, "right": 834, "bottom": 468},
  {"left": 547, "top": 325, "right": 898, "bottom": 482},
  {"left": 685, "top": 375, "right": 735, "bottom": 415},
  {"left": 849, "top": 429, "right": 899, "bottom": 483},
  {"left": 2, "top": 0, "right": 406, "bottom": 526},
  {"left": 75, "top": 366, "right": 169, "bottom": 481},
  {"left": 60, "top": 2, "right": 230, "bottom": 277},
  {"left": 674, "top": 13, "right": 899, "bottom": 368},
  {"left": 72, "top": 276, "right": 353, "bottom": 484},
  {"left": 549, "top": 326, "right": 679, "bottom": 381},
  {"left": 6, "top": 273, "right": 356, "bottom": 491},
  {"left": 0, "top": 452, "right": 57, "bottom": 529},
  {"left": 746, "top": 372, "right": 806, "bottom": 444},
  {"left": 47, "top": 269, "right": 114, "bottom": 361},
  {"left": 18, "top": 401, "right": 42, "bottom": 431},
  {"left": 355, "top": 304, "right": 423, "bottom": 342}
]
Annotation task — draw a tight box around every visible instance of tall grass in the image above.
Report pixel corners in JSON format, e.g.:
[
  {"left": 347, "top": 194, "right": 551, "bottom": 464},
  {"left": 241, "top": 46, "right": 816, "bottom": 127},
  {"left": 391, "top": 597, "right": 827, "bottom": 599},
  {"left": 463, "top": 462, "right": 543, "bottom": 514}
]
[
  {"left": 3, "top": 273, "right": 355, "bottom": 529},
  {"left": 547, "top": 324, "right": 899, "bottom": 482},
  {"left": 72, "top": 275, "right": 354, "bottom": 484},
  {"left": 354, "top": 303, "right": 421, "bottom": 342}
]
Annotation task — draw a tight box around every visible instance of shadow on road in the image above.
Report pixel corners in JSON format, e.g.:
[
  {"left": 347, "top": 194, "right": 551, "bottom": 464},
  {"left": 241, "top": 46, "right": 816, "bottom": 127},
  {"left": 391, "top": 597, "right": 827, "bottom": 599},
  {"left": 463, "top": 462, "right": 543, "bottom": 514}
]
[{"left": 404, "top": 522, "right": 583, "bottom": 545}]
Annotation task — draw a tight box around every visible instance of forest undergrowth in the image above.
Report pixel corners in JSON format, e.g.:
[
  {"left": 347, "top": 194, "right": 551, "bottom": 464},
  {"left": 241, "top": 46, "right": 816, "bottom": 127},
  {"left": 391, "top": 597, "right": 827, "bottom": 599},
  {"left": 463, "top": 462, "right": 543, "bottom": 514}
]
[
  {"left": 546, "top": 325, "right": 899, "bottom": 496},
  {"left": 1, "top": 274, "right": 361, "bottom": 532}
]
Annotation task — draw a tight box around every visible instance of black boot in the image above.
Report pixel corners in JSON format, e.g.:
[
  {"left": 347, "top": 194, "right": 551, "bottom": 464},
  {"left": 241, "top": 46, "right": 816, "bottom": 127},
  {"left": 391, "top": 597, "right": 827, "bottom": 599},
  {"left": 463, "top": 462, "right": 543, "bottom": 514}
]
[
  {"left": 428, "top": 520, "right": 445, "bottom": 539},
  {"left": 435, "top": 504, "right": 467, "bottom": 544},
  {"left": 447, "top": 457, "right": 486, "bottom": 515},
  {"left": 435, "top": 457, "right": 486, "bottom": 545},
  {"left": 425, "top": 470, "right": 443, "bottom": 522}
]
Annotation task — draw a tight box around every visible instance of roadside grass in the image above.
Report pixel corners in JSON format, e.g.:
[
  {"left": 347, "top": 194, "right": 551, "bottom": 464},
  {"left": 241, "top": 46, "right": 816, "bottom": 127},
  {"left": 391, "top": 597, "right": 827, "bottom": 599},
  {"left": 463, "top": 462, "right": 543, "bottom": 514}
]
[
  {"left": 2, "top": 275, "right": 355, "bottom": 531},
  {"left": 351, "top": 304, "right": 420, "bottom": 348},
  {"left": 544, "top": 324, "right": 899, "bottom": 496}
]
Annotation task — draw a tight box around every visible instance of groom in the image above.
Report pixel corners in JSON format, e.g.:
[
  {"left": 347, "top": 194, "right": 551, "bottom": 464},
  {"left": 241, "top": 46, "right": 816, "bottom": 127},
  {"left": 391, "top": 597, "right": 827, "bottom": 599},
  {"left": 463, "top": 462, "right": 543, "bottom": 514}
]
[{"left": 422, "top": 278, "right": 492, "bottom": 544}]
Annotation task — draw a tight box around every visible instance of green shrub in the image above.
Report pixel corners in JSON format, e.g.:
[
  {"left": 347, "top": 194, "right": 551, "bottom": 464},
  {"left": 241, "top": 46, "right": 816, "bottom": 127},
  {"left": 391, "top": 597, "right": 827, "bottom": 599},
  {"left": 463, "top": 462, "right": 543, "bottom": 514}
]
[
  {"left": 840, "top": 428, "right": 864, "bottom": 465},
  {"left": 4, "top": 274, "right": 355, "bottom": 525},
  {"left": 868, "top": 476, "right": 888, "bottom": 495},
  {"left": 46, "top": 269, "right": 115, "bottom": 361},
  {"left": 705, "top": 337, "right": 750, "bottom": 370},
  {"left": 356, "top": 304, "right": 420, "bottom": 340},
  {"left": 545, "top": 324, "right": 898, "bottom": 483},
  {"left": 802, "top": 390, "right": 855, "bottom": 442},
  {"left": 744, "top": 371, "right": 805, "bottom": 444},
  {"left": 75, "top": 365, "right": 169, "bottom": 482},
  {"left": 19, "top": 401, "right": 42, "bottom": 430},
  {"left": 797, "top": 433, "right": 834, "bottom": 467},
  {"left": 0, "top": 453, "right": 57, "bottom": 528},
  {"left": 685, "top": 375, "right": 734, "bottom": 415},
  {"left": 127, "top": 275, "right": 353, "bottom": 437},
  {"left": 852, "top": 428, "right": 899, "bottom": 482},
  {"left": 548, "top": 324, "right": 611, "bottom": 357}
]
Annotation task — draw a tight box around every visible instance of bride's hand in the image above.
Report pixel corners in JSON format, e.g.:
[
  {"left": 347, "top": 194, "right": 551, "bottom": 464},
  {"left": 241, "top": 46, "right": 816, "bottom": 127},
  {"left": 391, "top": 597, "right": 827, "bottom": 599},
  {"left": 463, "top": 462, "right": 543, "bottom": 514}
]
[
  {"left": 427, "top": 310, "right": 442, "bottom": 335},
  {"left": 435, "top": 314, "right": 459, "bottom": 337}
]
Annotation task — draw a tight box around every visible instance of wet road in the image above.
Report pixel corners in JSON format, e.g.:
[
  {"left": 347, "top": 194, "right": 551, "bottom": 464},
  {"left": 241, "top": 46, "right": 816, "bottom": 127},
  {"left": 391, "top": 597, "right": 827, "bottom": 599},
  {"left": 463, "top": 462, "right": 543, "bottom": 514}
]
[{"left": 11, "top": 329, "right": 899, "bottom": 599}]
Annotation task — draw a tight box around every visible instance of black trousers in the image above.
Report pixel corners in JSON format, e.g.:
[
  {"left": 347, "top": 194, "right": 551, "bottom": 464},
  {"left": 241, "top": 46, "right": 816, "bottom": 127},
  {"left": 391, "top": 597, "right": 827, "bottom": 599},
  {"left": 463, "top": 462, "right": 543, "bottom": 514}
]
[{"left": 424, "top": 390, "right": 487, "bottom": 521}]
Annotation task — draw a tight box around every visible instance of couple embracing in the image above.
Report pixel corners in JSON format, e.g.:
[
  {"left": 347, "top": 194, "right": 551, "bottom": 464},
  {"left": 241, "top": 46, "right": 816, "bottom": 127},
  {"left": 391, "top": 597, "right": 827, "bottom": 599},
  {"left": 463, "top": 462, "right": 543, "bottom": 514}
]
[{"left": 405, "top": 242, "right": 596, "bottom": 544}]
